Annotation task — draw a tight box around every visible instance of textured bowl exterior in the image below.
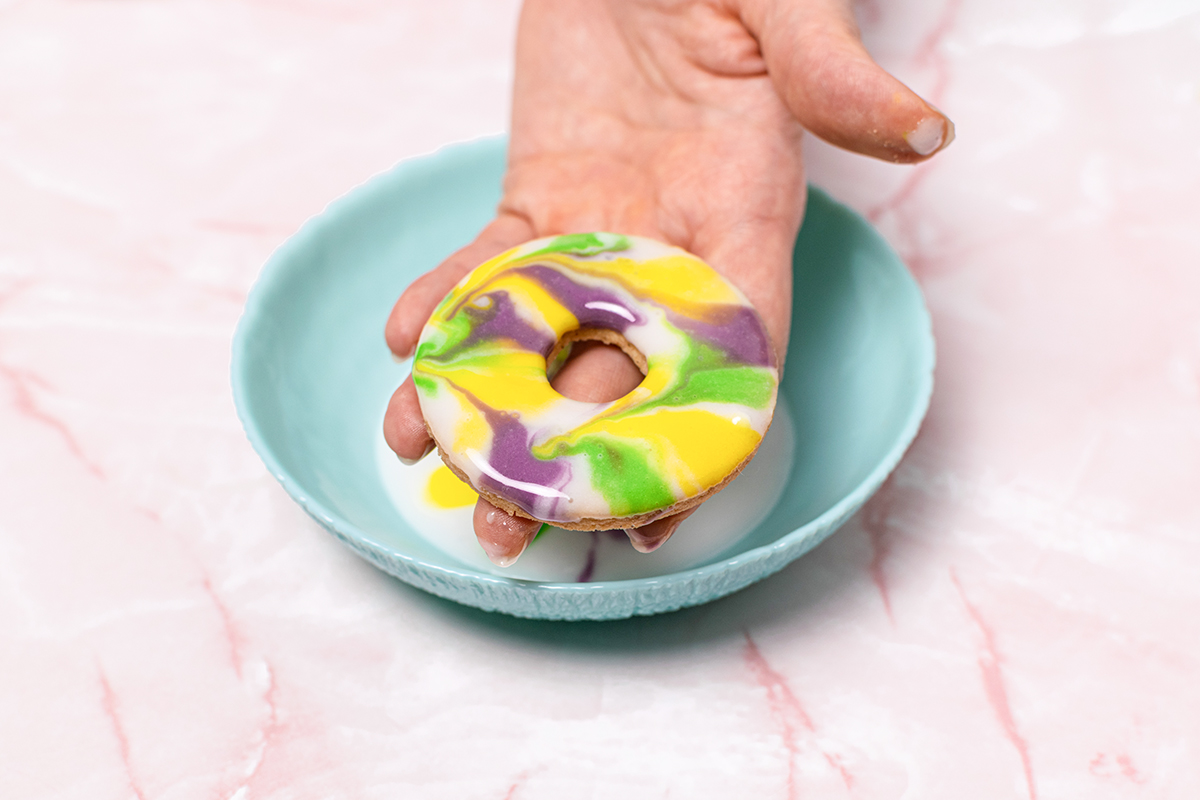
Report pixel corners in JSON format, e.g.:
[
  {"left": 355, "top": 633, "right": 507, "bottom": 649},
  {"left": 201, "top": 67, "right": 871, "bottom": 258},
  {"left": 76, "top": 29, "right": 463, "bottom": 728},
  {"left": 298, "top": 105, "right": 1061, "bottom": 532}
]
[{"left": 231, "top": 137, "right": 934, "bottom": 621}]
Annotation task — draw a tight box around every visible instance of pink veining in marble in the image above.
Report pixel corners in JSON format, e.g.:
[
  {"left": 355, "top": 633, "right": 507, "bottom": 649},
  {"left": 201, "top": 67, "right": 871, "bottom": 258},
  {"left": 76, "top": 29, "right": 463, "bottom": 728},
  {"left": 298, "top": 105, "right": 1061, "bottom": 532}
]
[
  {"left": 744, "top": 632, "right": 857, "bottom": 795},
  {"left": 953, "top": 571, "right": 1037, "bottom": 800},
  {"left": 0, "top": 362, "right": 106, "bottom": 479},
  {"left": 97, "top": 666, "right": 148, "bottom": 800},
  {"left": 3, "top": 0, "right": 1199, "bottom": 797}
]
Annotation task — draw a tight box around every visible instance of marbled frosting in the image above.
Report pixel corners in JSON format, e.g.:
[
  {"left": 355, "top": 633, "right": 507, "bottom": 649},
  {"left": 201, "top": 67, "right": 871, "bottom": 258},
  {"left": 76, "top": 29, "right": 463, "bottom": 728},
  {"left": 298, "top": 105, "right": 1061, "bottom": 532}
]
[{"left": 413, "top": 233, "right": 779, "bottom": 525}]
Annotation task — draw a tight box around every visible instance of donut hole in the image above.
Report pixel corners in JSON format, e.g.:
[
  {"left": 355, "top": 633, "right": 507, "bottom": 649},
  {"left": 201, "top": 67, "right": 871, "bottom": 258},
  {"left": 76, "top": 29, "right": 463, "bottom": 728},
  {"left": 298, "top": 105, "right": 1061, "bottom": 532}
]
[{"left": 547, "top": 327, "right": 647, "bottom": 403}]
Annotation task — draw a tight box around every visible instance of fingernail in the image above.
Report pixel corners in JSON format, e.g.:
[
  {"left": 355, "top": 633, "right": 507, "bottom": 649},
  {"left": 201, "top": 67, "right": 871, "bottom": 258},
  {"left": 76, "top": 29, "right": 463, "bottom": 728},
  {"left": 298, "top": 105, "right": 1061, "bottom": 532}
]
[
  {"left": 481, "top": 539, "right": 531, "bottom": 567},
  {"left": 479, "top": 510, "right": 536, "bottom": 567},
  {"left": 398, "top": 440, "right": 435, "bottom": 466},
  {"left": 624, "top": 517, "right": 683, "bottom": 554},
  {"left": 903, "top": 114, "right": 954, "bottom": 157},
  {"left": 480, "top": 541, "right": 521, "bottom": 567}
]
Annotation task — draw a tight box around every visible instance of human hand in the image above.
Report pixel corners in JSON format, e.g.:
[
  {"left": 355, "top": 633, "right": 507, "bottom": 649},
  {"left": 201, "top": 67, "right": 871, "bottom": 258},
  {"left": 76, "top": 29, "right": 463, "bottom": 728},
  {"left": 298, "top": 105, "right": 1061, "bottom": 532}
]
[{"left": 384, "top": 0, "right": 953, "bottom": 565}]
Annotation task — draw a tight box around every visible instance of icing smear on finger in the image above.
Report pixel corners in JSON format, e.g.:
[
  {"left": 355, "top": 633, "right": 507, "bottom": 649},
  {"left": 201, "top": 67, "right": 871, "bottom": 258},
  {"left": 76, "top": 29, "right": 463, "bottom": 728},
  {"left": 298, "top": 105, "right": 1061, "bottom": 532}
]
[{"left": 412, "top": 233, "right": 779, "bottom": 526}]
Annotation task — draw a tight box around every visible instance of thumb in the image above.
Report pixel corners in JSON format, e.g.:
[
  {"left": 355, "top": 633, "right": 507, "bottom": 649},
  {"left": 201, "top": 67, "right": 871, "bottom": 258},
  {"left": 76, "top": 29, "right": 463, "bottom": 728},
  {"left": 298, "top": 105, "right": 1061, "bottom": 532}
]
[{"left": 746, "top": 0, "right": 954, "bottom": 163}]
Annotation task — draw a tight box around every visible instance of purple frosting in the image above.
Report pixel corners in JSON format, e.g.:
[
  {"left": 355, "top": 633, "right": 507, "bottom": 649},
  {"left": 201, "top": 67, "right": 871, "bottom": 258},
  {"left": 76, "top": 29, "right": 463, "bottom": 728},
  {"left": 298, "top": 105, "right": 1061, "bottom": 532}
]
[
  {"left": 457, "top": 387, "right": 572, "bottom": 520},
  {"left": 457, "top": 291, "right": 556, "bottom": 356},
  {"left": 441, "top": 264, "right": 771, "bottom": 369},
  {"left": 517, "top": 265, "right": 644, "bottom": 332},
  {"left": 520, "top": 263, "right": 772, "bottom": 367},
  {"left": 667, "top": 304, "right": 775, "bottom": 367}
]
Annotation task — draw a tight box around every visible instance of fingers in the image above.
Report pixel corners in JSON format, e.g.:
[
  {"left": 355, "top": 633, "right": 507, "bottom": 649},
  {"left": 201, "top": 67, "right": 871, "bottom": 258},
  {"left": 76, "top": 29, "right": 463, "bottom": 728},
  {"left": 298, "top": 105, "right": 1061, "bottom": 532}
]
[
  {"left": 382, "top": 213, "right": 534, "bottom": 467},
  {"left": 745, "top": 0, "right": 955, "bottom": 163},
  {"left": 385, "top": 212, "right": 535, "bottom": 358},
  {"left": 473, "top": 499, "right": 543, "bottom": 567},
  {"left": 383, "top": 375, "right": 434, "bottom": 464},
  {"left": 550, "top": 340, "right": 645, "bottom": 403},
  {"left": 475, "top": 502, "right": 696, "bottom": 566},
  {"left": 625, "top": 506, "right": 698, "bottom": 553}
]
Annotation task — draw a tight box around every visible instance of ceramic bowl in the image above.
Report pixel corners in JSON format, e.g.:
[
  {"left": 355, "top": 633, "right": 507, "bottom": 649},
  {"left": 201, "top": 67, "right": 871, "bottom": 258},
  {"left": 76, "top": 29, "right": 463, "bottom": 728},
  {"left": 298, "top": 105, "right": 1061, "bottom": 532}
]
[{"left": 231, "top": 137, "right": 934, "bottom": 620}]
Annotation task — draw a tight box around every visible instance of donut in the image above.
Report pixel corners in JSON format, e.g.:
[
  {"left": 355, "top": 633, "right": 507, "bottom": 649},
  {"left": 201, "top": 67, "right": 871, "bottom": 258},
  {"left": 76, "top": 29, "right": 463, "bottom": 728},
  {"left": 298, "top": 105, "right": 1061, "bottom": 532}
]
[{"left": 411, "top": 232, "right": 779, "bottom": 531}]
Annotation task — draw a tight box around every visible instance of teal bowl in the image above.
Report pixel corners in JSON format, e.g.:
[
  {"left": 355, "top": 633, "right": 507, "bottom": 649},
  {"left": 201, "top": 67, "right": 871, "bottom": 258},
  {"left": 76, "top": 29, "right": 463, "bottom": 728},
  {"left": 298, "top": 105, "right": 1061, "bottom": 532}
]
[{"left": 231, "top": 137, "right": 934, "bottom": 620}]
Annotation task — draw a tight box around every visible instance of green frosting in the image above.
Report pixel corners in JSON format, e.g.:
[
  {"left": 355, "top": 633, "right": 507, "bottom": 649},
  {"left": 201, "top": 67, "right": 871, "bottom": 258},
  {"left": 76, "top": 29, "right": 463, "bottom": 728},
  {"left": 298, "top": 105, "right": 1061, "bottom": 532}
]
[
  {"left": 558, "top": 437, "right": 674, "bottom": 518},
  {"left": 531, "top": 339, "right": 775, "bottom": 515},
  {"left": 607, "top": 339, "right": 776, "bottom": 422},
  {"left": 412, "top": 374, "right": 437, "bottom": 395},
  {"left": 657, "top": 364, "right": 775, "bottom": 409},
  {"left": 416, "top": 305, "right": 473, "bottom": 362},
  {"left": 526, "top": 232, "right": 631, "bottom": 258}
]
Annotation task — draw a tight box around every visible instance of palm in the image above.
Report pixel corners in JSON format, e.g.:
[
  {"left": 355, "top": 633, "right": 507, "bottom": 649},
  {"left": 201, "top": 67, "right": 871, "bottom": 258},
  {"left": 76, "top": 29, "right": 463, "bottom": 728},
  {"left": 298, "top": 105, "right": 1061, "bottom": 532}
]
[{"left": 502, "top": 0, "right": 806, "bottom": 351}]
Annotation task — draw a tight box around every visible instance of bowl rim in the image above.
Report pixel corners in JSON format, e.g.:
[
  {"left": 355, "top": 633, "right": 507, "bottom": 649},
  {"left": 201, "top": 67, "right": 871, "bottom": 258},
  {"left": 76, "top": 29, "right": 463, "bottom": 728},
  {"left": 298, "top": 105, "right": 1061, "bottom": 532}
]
[{"left": 230, "top": 135, "right": 934, "bottom": 606}]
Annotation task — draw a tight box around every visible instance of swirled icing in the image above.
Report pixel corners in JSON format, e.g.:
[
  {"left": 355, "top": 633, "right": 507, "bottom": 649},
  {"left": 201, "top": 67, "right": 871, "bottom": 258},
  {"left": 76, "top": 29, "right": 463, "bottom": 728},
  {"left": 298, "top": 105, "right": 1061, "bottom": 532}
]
[{"left": 412, "top": 233, "right": 779, "bottom": 525}]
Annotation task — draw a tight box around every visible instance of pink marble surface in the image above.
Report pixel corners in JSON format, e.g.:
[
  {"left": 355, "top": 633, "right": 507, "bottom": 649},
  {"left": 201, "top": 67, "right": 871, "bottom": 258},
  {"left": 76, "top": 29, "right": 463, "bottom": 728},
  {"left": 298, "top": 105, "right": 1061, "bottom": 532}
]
[{"left": 2, "top": 0, "right": 1198, "bottom": 797}]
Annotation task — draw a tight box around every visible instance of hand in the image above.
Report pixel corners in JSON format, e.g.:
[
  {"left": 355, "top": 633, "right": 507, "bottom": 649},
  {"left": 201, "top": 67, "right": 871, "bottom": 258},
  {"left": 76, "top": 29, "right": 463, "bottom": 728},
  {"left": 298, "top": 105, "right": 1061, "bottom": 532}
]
[{"left": 384, "top": 0, "right": 953, "bottom": 565}]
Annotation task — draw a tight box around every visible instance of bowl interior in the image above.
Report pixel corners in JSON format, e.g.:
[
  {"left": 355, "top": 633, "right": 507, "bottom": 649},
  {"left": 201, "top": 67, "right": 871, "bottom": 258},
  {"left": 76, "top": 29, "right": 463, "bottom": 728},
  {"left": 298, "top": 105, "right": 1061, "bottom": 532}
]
[{"left": 232, "top": 137, "right": 932, "bottom": 615}]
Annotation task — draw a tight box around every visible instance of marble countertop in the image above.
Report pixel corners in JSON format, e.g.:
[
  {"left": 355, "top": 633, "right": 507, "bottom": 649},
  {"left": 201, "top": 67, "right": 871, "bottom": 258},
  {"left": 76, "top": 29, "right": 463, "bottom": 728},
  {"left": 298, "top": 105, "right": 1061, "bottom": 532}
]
[{"left": 3, "top": 0, "right": 1197, "bottom": 797}]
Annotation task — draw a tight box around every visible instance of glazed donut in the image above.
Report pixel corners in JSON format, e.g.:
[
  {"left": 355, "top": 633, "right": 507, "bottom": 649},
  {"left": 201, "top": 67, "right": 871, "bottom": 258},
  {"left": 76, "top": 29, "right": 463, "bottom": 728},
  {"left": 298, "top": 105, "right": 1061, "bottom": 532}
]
[{"left": 411, "top": 232, "right": 779, "bottom": 530}]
